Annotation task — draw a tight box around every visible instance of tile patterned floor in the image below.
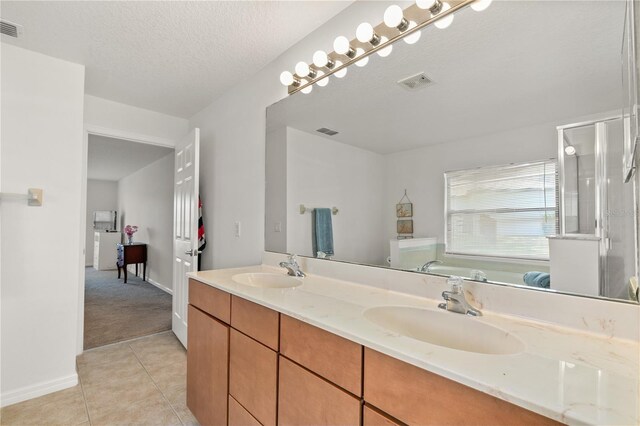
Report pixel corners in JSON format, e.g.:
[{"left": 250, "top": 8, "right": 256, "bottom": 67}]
[{"left": 1, "top": 331, "right": 198, "bottom": 426}]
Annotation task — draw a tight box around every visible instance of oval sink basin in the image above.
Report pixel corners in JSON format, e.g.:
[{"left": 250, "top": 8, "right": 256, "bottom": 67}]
[
  {"left": 363, "top": 306, "right": 524, "bottom": 355},
  {"left": 232, "top": 272, "right": 302, "bottom": 289}
]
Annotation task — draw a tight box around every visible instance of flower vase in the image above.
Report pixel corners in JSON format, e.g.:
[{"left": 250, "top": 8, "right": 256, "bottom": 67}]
[{"left": 127, "top": 235, "right": 133, "bottom": 245}]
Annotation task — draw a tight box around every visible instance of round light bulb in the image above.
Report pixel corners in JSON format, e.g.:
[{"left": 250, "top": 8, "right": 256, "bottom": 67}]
[
  {"left": 416, "top": 0, "right": 437, "bottom": 10},
  {"left": 333, "top": 60, "right": 347, "bottom": 78},
  {"left": 295, "top": 61, "right": 310, "bottom": 77},
  {"left": 471, "top": 0, "right": 492, "bottom": 11},
  {"left": 301, "top": 85, "right": 313, "bottom": 94},
  {"left": 333, "top": 36, "right": 351, "bottom": 55},
  {"left": 356, "top": 22, "right": 375, "bottom": 43},
  {"left": 313, "top": 50, "right": 328, "bottom": 68},
  {"left": 434, "top": 2, "right": 454, "bottom": 29},
  {"left": 355, "top": 48, "right": 368, "bottom": 67},
  {"left": 384, "top": 5, "right": 404, "bottom": 28},
  {"left": 565, "top": 146, "right": 576, "bottom": 156},
  {"left": 316, "top": 71, "right": 329, "bottom": 87},
  {"left": 279, "top": 71, "right": 294, "bottom": 86},
  {"left": 377, "top": 37, "right": 393, "bottom": 57},
  {"left": 403, "top": 21, "right": 421, "bottom": 44}
]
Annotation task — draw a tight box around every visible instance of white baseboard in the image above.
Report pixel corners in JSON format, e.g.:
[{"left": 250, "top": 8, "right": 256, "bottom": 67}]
[
  {"left": 125, "top": 265, "right": 173, "bottom": 295},
  {"left": 147, "top": 277, "right": 173, "bottom": 295},
  {"left": 0, "top": 373, "right": 78, "bottom": 408}
]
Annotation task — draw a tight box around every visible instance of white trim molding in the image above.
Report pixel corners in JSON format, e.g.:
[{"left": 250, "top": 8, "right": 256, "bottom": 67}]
[
  {"left": 125, "top": 265, "right": 173, "bottom": 295},
  {"left": 0, "top": 373, "right": 78, "bottom": 408}
]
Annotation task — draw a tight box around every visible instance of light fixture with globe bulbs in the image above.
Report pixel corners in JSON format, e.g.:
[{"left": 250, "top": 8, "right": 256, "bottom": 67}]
[{"left": 280, "top": 0, "right": 490, "bottom": 95}]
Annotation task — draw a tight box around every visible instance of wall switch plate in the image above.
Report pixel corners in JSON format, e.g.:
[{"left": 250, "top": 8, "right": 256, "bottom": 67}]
[
  {"left": 275, "top": 222, "right": 282, "bottom": 232},
  {"left": 234, "top": 221, "right": 241, "bottom": 237}
]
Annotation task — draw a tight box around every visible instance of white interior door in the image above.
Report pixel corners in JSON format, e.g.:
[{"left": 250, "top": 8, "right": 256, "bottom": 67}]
[{"left": 172, "top": 128, "right": 200, "bottom": 348}]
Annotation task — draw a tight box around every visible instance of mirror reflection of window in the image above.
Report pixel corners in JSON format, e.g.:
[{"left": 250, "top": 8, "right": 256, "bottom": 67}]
[{"left": 445, "top": 160, "right": 558, "bottom": 260}]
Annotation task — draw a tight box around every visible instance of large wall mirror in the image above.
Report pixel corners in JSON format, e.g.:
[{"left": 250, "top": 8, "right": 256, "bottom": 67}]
[{"left": 266, "top": 0, "right": 640, "bottom": 303}]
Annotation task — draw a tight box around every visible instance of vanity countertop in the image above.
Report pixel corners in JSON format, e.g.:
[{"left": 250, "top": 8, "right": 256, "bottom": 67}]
[{"left": 188, "top": 265, "right": 639, "bottom": 425}]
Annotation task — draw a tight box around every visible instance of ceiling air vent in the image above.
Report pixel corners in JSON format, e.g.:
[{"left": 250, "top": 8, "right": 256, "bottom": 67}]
[
  {"left": 0, "top": 19, "right": 23, "bottom": 38},
  {"left": 397, "top": 72, "right": 434, "bottom": 91},
  {"left": 316, "top": 127, "right": 339, "bottom": 136}
]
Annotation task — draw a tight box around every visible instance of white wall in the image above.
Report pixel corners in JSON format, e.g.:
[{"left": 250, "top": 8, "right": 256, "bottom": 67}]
[
  {"left": 189, "top": 1, "right": 399, "bottom": 270},
  {"left": 384, "top": 121, "right": 558, "bottom": 255},
  {"left": 117, "top": 154, "right": 174, "bottom": 292},
  {"left": 85, "top": 180, "right": 119, "bottom": 266},
  {"left": 84, "top": 95, "right": 189, "bottom": 146},
  {"left": 286, "top": 128, "right": 386, "bottom": 265},
  {"left": 1, "top": 44, "right": 85, "bottom": 406}
]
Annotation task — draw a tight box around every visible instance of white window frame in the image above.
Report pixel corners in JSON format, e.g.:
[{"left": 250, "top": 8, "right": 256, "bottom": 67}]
[{"left": 443, "top": 160, "right": 558, "bottom": 262}]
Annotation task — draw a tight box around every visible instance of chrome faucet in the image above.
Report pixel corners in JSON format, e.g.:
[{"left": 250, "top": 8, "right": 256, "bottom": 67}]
[
  {"left": 279, "top": 254, "right": 306, "bottom": 277},
  {"left": 438, "top": 276, "right": 482, "bottom": 316},
  {"left": 419, "top": 260, "right": 443, "bottom": 273}
]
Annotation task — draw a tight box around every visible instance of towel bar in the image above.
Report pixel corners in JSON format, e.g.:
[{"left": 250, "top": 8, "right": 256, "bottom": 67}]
[{"left": 299, "top": 204, "right": 338, "bottom": 215}]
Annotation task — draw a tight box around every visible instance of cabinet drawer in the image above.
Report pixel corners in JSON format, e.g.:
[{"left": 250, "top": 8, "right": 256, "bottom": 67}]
[
  {"left": 231, "top": 295, "right": 279, "bottom": 351},
  {"left": 364, "top": 348, "right": 560, "bottom": 426},
  {"left": 280, "top": 315, "right": 362, "bottom": 396},
  {"left": 278, "top": 356, "right": 360, "bottom": 426},
  {"left": 186, "top": 305, "right": 229, "bottom": 426},
  {"left": 363, "top": 405, "right": 403, "bottom": 426},
  {"left": 189, "top": 279, "right": 230, "bottom": 323},
  {"left": 229, "top": 395, "right": 261, "bottom": 426},
  {"left": 229, "top": 329, "right": 277, "bottom": 426}
]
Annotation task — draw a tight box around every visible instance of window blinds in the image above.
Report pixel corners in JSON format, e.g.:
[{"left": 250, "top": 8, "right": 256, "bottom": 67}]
[{"left": 445, "top": 160, "right": 558, "bottom": 260}]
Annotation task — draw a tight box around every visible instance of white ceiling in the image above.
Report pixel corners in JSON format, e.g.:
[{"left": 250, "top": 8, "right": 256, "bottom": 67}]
[
  {"left": 267, "top": 1, "right": 627, "bottom": 155},
  {"left": 87, "top": 135, "right": 174, "bottom": 181},
  {"left": 0, "top": 1, "right": 352, "bottom": 118}
]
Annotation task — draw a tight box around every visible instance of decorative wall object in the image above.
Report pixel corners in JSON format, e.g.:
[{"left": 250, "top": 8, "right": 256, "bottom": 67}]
[{"left": 396, "top": 190, "right": 414, "bottom": 238}]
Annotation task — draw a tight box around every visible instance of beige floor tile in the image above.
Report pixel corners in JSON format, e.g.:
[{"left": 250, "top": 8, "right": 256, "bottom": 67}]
[
  {"left": 130, "top": 334, "right": 186, "bottom": 369},
  {"left": 0, "top": 385, "right": 88, "bottom": 426},
  {"left": 162, "top": 385, "right": 199, "bottom": 426},
  {"left": 89, "top": 393, "right": 181, "bottom": 426},
  {"left": 145, "top": 359, "right": 187, "bottom": 392},
  {"left": 82, "top": 369, "right": 161, "bottom": 420},
  {"left": 76, "top": 342, "right": 136, "bottom": 369},
  {"left": 78, "top": 355, "right": 146, "bottom": 387},
  {"left": 136, "top": 345, "right": 187, "bottom": 372}
]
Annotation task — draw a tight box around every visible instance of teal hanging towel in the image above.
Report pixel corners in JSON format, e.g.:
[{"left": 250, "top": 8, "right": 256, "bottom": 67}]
[{"left": 313, "top": 208, "right": 334, "bottom": 257}]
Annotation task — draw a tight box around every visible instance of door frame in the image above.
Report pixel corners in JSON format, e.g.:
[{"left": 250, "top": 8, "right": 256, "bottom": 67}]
[{"left": 77, "top": 124, "right": 176, "bottom": 355}]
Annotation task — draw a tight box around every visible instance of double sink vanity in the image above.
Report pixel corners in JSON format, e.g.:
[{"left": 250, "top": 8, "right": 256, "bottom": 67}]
[{"left": 185, "top": 253, "right": 639, "bottom": 426}]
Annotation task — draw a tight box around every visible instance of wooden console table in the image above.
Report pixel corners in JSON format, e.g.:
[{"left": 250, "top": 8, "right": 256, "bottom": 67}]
[{"left": 117, "top": 243, "right": 147, "bottom": 284}]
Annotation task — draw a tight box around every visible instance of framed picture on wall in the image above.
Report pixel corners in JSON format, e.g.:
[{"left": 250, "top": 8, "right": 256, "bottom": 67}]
[
  {"left": 397, "top": 219, "right": 413, "bottom": 234},
  {"left": 396, "top": 203, "right": 413, "bottom": 217}
]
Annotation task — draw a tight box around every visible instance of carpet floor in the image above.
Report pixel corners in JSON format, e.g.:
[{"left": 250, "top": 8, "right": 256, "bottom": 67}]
[{"left": 84, "top": 267, "right": 172, "bottom": 350}]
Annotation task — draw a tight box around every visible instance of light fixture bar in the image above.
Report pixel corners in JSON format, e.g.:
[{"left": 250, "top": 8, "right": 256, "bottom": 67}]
[{"left": 288, "top": 0, "right": 474, "bottom": 95}]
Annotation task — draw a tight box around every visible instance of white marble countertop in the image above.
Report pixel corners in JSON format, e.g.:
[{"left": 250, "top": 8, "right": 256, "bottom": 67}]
[{"left": 188, "top": 265, "right": 639, "bottom": 426}]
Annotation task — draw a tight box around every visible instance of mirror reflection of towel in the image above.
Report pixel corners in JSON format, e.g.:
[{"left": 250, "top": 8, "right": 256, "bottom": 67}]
[
  {"left": 313, "top": 208, "right": 334, "bottom": 257},
  {"left": 523, "top": 271, "right": 550, "bottom": 288}
]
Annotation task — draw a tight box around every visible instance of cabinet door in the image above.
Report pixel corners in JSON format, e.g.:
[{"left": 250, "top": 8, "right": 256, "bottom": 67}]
[
  {"left": 364, "top": 348, "right": 560, "bottom": 426},
  {"left": 278, "top": 356, "right": 360, "bottom": 426},
  {"left": 186, "top": 305, "right": 229, "bottom": 426},
  {"left": 229, "top": 395, "right": 261, "bottom": 426},
  {"left": 363, "top": 405, "right": 403, "bottom": 426},
  {"left": 229, "top": 329, "right": 278, "bottom": 426},
  {"left": 280, "top": 315, "right": 362, "bottom": 395}
]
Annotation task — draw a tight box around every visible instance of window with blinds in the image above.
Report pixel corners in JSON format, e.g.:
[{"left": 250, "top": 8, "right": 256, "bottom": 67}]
[{"left": 445, "top": 160, "right": 558, "bottom": 260}]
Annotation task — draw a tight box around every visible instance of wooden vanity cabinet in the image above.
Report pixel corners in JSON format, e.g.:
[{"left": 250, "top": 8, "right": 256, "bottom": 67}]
[
  {"left": 278, "top": 356, "right": 361, "bottom": 426},
  {"left": 229, "top": 329, "right": 278, "bottom": 426},
  {"left": 186, "top": 305, "right": 229, "bottom": 426},
  {"left": 186, "top": 278, "right": 561, "bottom": 426},
  {"left": 280, "top": 315, "right": 362, "bottom": 396},
  {"left": 363, "top": 404, "right": 404, "bottom": 426},
  {"left": 363, "top": 348, "right": 561, "bottom": 426},
  {"left": 228, "top": 395, "right": 261, "bottom": 426}
]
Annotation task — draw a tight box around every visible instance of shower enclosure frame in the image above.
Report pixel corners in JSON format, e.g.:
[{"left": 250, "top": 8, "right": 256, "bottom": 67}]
[{"left": 557, "top": 116, "right": 639, "bottom": 297}]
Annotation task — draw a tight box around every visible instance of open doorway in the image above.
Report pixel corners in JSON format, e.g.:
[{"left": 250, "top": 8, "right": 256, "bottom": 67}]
[{"left": 83, "top": 134, "right": 175, "bottom": 350}]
